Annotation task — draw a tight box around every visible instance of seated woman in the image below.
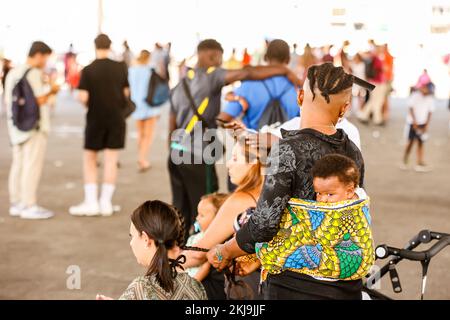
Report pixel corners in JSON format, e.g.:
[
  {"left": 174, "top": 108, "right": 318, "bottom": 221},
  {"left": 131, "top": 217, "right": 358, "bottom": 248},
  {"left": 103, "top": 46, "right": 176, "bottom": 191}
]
[
  {"left": 207, "top": 62, "right": 374, "bottom": 300},
  {"left": 181, "top": 135, "right": 264, "bottom": 299},
  {"left": 96, "top": 200, "right": 207, "bottom": 300}
]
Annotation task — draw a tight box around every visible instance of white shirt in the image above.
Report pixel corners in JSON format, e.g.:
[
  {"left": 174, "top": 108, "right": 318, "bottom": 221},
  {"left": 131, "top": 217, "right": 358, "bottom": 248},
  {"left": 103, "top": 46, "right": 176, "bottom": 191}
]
[
  {"left": 406, "top": 92, "right": 435, "bottom": 125},
  {"left": 4, "top": 65, "right": 51, "bottom": 145},
  {"left": 273, "top": 117, "right": 362, "bottom": 151}
]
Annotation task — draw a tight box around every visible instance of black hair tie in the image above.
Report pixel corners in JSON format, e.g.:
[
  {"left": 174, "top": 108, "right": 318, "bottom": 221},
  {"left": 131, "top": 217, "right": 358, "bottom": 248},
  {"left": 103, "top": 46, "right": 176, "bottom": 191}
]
[{"left": 169, "top": 255, "right": 186, "bottom": 278}]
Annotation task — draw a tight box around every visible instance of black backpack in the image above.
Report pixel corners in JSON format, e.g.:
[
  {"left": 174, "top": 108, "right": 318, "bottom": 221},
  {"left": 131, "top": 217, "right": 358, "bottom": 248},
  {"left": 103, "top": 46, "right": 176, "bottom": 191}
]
[
  {"left": 145, "top": 68, "right": 170, "bottom": 107},
  {"left": 257, "top": 80, "right": 290, "bottom": 130},
  {"left": 11, "top": 69, "right": 40, "bottom": 131},
  {"left": 364, "top": 58, "right": 377, "bottom": 80}
]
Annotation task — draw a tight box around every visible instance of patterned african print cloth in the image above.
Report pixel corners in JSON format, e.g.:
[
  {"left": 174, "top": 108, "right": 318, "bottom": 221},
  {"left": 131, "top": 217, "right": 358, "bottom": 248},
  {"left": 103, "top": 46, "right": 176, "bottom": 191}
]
[
  {"left": 256, "top": 198, "right": 374, "bottom": 281},
  {"left": 118, "top": 272, "right": 208, "bottom": 300}
]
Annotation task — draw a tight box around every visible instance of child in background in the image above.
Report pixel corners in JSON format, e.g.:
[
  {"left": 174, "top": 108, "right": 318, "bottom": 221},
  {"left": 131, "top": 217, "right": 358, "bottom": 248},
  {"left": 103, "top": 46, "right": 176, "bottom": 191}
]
[
  {"left": 402, "top": 80, "right": 435, "bottom": 172},
  {"left": 186, "top": 193, "right": 229, "bottom": 281},
  {"left": 96, "top": 200, "right": 207, "bottom": 300}
]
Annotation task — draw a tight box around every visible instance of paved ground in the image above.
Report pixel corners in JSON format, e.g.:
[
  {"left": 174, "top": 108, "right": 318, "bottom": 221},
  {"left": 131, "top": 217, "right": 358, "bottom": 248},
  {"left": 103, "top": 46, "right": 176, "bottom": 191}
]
[{"left": 0, "top": 90, "right": 449, "bottom": 300}]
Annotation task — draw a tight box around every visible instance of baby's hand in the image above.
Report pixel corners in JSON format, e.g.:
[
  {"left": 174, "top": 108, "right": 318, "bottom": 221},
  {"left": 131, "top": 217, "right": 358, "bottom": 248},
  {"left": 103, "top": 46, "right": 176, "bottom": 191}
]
[{"left": 96, "top": 294, "right": 113, "bottom": 300}]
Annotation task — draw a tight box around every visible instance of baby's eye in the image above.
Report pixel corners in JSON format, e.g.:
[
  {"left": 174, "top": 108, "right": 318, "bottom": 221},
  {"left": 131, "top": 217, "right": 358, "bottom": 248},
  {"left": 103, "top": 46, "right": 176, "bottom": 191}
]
[{"left": 327, "top": 194, "right": 333, "bottom": 197}]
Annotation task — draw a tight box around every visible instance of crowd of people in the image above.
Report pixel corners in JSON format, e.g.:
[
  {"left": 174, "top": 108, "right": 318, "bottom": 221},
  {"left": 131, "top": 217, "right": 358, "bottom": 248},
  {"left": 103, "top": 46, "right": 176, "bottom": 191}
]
[{"left": 0, "top": 32, "right": 446, "bottom": 301}]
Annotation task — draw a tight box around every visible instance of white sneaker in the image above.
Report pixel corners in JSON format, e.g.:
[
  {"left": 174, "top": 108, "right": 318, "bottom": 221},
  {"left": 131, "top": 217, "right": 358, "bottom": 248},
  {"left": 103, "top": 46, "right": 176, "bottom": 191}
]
[
  {"left": 414, "top": 164, "right": 432, "bottom": 173},
  {"left": 20, "top": 206, "right": 54, "bottom": 220},
  {"left": 69, "top": 202, "right": 100, "bottom": 216},
  {"left": 9, "top": 203, "right": 26, "bottom": 217},
  {"left": 100, "top": 201, "right": 114, "bottom": 216}
]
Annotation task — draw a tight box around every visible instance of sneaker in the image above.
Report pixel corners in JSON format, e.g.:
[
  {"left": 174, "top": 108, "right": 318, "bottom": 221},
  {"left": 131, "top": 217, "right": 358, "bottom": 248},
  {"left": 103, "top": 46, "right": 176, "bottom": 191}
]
[
  {"left": 69, "top": 202, "right": 100, "bottom": 216},
  {"left": 414, "top": 164, "right": 432, "bottom": 173},
  {"left": 399, "top": 162, "right": 409, "bottom": 170},
  {"left": 20, "top": 206, "right": 54, "bottom": 220},
  {"left": 9, "top": 203, "right": 26, "bottom": 217},
  {"left": 100, "top": 201, "right": 114, "bottom": 216}
]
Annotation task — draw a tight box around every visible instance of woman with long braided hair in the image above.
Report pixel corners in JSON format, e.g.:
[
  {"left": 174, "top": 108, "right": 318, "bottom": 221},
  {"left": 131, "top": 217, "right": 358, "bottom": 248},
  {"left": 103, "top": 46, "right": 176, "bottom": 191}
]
[
  {"left": 207, "top": 63, "right": 374, "bottom": 300},
  {"left": 96, "top": 200, "right": 207, "bottom": 300}
]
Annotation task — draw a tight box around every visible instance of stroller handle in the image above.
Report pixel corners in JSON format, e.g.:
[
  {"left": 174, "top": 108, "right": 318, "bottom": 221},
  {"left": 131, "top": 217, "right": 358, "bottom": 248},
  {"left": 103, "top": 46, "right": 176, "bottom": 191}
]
[{"left": 376, "top": 236, "right": 450, "bottom": 261}]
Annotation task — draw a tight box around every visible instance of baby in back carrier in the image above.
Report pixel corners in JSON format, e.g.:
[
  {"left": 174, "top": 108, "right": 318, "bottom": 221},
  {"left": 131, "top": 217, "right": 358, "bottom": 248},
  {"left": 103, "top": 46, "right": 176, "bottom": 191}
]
[{"left": 235, "top": 153, "right": 370, "bottom": 277}]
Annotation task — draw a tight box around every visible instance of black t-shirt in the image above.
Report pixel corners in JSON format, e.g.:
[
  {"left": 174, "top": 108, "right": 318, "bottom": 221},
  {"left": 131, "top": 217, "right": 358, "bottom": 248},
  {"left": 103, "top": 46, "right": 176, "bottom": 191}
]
[{"left": 78, "top": 58, "right": 129, "bottom": 126}]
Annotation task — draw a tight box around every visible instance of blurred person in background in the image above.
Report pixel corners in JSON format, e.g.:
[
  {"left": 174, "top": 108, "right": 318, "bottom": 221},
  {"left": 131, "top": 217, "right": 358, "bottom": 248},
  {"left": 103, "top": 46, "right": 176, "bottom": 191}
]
[
  {"left": 321, "top": 45, "right": 334, "bottom": 63},
  {"left": 299, "top": 43, "right": 318, "bottom": 82},
  {"left": 151, "top": 42, "right": 169, "bottom": 80},
  {"left": 381, "top": 44, "right": 394, "bottom": 122},
  {"left": 122, "top": 40, "right": 134, "bottom": 68},
  {"left": 401, "top": 80, "right": 435, "bottom": 172},
  {"left": 350, "top": 53, "right": 366, "bottom": 112},
  {"left": 224, "top": 48, "right": 242, "bottom": 70},
  {"left": 1, "top": 57, "right": 13, "bottom": 114},
  {"left": 5, "top": 41, "right": 60, "bottom": 219},
  {"left": 218, "top": 39, "right": 300, "bottom": 131},
  {"left": 128, "top": 50, "right": 163, "bottom": 172},
  {"left": 337, "top": 40, "right": 351, "bottom": 72},
  {"left": 357, "top": 45, "right": 387, "bottom": 125},
  {"left": 242, "top": 48, "right": 251, "bottom": 66},
  {"left": 69, "top": 34, "right": 130, "bottom": 217}
]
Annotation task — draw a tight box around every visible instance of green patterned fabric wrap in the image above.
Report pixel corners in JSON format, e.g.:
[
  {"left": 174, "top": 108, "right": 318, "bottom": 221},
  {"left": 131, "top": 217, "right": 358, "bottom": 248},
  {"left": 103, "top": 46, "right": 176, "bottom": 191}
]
[{"left": 256, "top": 198, "right": 374, "bottom": 281}]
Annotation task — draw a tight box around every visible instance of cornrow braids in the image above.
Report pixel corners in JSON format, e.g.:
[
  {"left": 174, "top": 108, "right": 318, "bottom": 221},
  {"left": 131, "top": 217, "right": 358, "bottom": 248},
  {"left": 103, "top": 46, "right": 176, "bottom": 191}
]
[
  {"left": 171, "top": 205, "right": 186, "bottom": 248},
  {"left": 307, "top": 62, "right": 354, "bottom": 103}
]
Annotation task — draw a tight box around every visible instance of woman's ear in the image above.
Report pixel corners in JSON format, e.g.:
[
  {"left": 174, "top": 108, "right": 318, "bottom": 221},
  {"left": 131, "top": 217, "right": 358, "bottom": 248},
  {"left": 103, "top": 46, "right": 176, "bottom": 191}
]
[
  {"left": 297, "top": 89, "right": 304, "bottom": 106},
  {"left": 141, "top": 231, "right": 151, "bottom": 246}
]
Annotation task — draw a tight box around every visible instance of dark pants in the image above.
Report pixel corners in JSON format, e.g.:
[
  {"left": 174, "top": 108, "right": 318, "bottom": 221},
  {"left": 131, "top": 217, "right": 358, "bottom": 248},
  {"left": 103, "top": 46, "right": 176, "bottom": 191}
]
[
  {"left": 168, "top": 157, "right": 218, "bottom": 240},
  {"left": 263, "top": 271, "right": 362, "bottom": 300}
]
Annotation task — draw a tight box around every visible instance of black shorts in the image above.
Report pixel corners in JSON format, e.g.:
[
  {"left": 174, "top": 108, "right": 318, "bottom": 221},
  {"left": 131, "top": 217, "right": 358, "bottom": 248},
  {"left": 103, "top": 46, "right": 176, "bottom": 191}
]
[
  {"left": 408, "top": 124, "right": 426, "bottom": 142},
  {"left": 84, "top": 121, "right": 126, "bottom": 151}
]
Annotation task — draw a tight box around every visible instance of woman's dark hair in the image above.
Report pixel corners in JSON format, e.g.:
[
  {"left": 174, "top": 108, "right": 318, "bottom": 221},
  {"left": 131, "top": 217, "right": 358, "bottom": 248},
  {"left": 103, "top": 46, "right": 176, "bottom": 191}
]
[
  {"left": 197, "top": 39, "right": 224, "bottom": 53},
  {"left": 131, "top": 200, "right": 185, "bottom": 293},
  {"left": 265, "top": 39, "right": 290, "bottom": 64},
  {"left": 28, "top": 41, "right": 52, "bottom": 57},
  {"left": 307, "top": 62, "right": 354, "bottom": 103},
  {"left": 311, "top": 154, "right": 360, "bottom": 188},
  {"left": 94, "top": 34, "right": 112, "bottom": 50}
]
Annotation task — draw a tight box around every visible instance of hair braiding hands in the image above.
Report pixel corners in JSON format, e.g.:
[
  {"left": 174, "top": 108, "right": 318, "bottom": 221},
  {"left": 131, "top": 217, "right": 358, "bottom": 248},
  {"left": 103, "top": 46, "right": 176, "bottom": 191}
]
[{"left": 207, "top": 244, "right": 233, "bottom": 272}]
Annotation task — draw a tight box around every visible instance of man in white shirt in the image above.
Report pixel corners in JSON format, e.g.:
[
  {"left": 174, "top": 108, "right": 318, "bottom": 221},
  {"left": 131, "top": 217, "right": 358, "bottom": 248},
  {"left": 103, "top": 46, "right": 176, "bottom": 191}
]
[
  {"left": 5, "top": 41, "right": 59, "bottom": 219},
  {"left": 273, "top": 116, "right": 361, "bottom": 151},
  {"left": 402, "top": 82, "right": 435, "bottom": 172}
]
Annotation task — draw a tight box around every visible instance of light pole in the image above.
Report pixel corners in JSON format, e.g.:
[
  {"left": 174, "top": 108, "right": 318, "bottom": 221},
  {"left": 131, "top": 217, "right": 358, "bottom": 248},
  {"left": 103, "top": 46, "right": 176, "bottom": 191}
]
[{"left": 98, "top": 0, "right": 104, "bottom": 34}]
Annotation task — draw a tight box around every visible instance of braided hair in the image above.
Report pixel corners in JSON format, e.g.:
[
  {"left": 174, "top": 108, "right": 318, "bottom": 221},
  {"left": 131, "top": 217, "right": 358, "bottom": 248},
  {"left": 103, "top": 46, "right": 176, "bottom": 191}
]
[
  {"left": 131, "top": 200, "right": 186, "bottom": 293},
  {"left": 307, "top": 62, "right": 354, "bottom": 104}
]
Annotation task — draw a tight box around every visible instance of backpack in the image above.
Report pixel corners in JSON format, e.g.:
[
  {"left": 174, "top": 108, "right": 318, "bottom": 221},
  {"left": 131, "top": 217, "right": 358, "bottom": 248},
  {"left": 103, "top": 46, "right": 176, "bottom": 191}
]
[
  {"left": 145, "top": 68, "right": 170, "bottom": 107},
  {"left": 11, "top": 69, "right": 40, "bottom": 131},
  {"left": 364, "top": 57, "right": 377, "bottom": 80},
  {"left": 257, "top": 81, "right": 290, "bottom": 130}
]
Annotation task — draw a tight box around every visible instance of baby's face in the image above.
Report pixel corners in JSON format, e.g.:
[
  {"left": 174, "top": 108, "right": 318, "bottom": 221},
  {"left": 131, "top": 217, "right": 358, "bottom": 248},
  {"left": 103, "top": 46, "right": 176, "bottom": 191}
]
[
  {"left": 196, "top": 199, "right": 217, "bottom": 232},
  {"left": 313, "top": 176, "right": 355, "bottom": 203}
]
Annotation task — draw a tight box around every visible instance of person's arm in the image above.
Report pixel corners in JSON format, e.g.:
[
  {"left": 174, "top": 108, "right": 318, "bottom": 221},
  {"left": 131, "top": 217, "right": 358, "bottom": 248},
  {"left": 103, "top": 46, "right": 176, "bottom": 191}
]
[
  {"left": 77, "top": 67, "right": 90, "bottom": 107},
  {"left": 224, "top": 65, "right": 301, "bottom": 86},
  {"left": 409, "top": 107, "right": 418, "bottom": 129},
  {"left": 78, "top": 90, "right": 89, "bottom": 107},
  {"left": 193, "top": 262, "right": 211, "bottom": 282},
  {"left": 36, "top": 84, "right": 60, "bottom": 106},
  {"left": 209, "top": 140, "right": 297, "bottom": 270},
  {"left": 182, "top": 193, "right": 255, "bottom": 268},
  {"left": 168, "top": 111, "right": 177, "bottom": 148}
]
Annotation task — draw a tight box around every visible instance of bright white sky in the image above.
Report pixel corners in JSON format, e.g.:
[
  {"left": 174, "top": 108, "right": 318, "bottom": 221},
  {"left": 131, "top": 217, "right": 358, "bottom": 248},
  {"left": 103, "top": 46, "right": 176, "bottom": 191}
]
[{"left": 1, "top": 0, "right": 449, "bottom": 97}]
